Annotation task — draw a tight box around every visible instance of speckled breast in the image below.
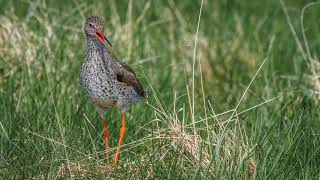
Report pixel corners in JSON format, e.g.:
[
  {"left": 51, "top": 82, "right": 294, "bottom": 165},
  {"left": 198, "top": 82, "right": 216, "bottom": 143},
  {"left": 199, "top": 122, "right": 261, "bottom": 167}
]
[{"left": 80, "top": 63, "right": 117, "bottom": 108}]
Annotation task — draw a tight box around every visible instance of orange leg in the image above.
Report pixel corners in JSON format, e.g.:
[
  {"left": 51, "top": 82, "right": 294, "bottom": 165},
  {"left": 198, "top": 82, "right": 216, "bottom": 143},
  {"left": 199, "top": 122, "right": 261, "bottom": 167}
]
[
  {"left": 102, "top": 118, "right": 109, "bottom": 160},
  {"left": 114, "top": 113, "right": 126, "bottom": 165}
]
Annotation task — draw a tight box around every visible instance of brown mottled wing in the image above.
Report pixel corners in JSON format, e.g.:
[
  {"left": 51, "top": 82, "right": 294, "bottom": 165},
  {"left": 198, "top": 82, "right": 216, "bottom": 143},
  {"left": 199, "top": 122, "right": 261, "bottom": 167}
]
[
  {"left": 118, "top": 61, "right": 136, "bottom": 75},
  {"left": 114, "top": 61, "right": 145, "bottom": 97}
]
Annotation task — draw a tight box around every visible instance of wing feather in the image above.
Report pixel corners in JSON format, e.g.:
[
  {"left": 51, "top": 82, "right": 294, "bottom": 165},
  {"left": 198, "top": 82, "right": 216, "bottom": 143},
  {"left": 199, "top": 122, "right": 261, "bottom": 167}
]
[{"left": 114, "top": 61, "right": 145, "bottom": 97}]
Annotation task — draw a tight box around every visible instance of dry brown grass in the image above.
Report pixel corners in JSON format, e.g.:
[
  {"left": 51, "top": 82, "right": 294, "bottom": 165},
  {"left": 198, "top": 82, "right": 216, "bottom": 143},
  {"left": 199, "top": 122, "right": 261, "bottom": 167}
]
[
  {"left": 306, "top": 60, "right": 320, "bottom": 104},
  {"left": 55, "top": 161, "right": 113, "bottom": 179},
  {"left": 281, "top": 0, "right": 320, "bottom": 104},
  {"left": 0, "top": 16, "right": 39, "bottom": 86}
]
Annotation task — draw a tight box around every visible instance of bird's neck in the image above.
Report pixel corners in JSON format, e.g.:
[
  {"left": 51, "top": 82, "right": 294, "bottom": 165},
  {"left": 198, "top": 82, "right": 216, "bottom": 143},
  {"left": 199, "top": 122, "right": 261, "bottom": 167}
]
[{"left": 86, "top": 37, "right": 111, "bottom": 62}]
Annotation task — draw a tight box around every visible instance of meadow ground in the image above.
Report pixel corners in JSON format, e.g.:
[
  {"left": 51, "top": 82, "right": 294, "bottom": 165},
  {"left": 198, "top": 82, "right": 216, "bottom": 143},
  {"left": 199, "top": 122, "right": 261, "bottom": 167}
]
[{"left": 1, "top": 0, "right": 320, "bottom": 179}]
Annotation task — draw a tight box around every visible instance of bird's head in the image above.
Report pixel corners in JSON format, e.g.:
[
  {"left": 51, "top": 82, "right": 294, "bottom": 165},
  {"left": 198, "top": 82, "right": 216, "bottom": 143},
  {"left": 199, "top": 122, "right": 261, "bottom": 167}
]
[{"left": 84, "top": 16, "right": 112, "bottom": 47}]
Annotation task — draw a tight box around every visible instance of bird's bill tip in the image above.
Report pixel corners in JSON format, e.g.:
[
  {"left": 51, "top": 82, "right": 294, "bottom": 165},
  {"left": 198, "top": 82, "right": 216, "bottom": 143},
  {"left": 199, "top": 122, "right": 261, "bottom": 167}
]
[
  {"left": 104, "top": 34, "right": 112, "bottom": 47},
  {"left": 95, "top": 31, "right": 112, "bottom": 47}
]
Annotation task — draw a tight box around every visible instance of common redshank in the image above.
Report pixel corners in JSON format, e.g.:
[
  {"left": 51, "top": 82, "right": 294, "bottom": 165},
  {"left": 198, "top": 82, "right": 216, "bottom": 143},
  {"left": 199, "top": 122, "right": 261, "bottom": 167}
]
[{"left": 80, "top": 16, "right": 145, "bottom": 164}]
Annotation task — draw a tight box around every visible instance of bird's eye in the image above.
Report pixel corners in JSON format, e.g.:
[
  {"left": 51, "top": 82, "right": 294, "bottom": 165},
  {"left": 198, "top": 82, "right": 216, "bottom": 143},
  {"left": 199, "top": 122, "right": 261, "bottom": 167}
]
[{"left": 89, "top": 23, "right": 93, "bottom": 27}]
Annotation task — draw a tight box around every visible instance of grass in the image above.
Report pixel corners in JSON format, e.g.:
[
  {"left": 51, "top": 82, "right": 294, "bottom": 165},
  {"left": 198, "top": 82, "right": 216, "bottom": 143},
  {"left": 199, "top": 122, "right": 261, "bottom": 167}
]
[{"left": 1, "top": 0, "right": 320, "bottom": 179}]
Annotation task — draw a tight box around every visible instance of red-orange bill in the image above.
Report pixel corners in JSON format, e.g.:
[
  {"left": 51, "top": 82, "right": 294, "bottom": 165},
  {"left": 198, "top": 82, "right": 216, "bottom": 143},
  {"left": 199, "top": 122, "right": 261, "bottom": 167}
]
[{"left": 96, "top": 31, "right": 112, "bottom": 47}]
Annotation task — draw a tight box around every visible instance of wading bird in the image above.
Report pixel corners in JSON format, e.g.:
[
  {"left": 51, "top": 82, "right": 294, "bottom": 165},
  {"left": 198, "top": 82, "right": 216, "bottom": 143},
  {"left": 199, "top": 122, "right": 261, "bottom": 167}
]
[{"left": 80, "top": 16, "right": 145, "bottom": 164}]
